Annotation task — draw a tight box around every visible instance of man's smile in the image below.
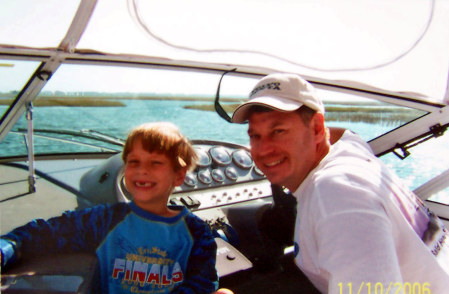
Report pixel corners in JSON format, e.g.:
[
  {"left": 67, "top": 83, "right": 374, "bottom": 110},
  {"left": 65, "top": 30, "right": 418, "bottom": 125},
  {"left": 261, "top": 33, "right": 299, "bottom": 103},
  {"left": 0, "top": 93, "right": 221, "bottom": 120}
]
[{"left": 264, "top": 158, "right": 285, "bottom": 167}]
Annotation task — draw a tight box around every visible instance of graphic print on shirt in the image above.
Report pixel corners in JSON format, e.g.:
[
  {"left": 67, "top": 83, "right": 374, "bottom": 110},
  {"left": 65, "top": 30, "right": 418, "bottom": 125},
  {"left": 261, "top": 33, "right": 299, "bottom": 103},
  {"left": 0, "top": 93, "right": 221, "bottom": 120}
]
[
  {"left": 96, "top": 212, "right": 193, "bottom": 293},
  {"left": 112, "top": 244, "right": 184, "bottom": 292},
  {"left": 394, "top": 187, "right": 448, "bottom": 260},
  {"left": 418, "top": 205, "right": 448, "bottom": 258}
]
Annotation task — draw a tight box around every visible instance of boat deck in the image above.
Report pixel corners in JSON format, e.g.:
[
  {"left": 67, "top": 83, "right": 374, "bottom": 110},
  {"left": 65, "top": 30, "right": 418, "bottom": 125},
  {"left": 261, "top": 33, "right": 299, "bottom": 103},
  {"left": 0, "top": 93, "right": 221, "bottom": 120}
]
[{"left": 1, "top": 163, "right": 80, "bottom": 234}]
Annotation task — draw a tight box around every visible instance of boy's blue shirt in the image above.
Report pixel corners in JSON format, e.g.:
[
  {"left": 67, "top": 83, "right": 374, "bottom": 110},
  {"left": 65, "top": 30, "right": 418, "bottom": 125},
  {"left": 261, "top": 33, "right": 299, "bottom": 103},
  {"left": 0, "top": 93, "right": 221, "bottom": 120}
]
[{"left": 1, "top": 202, "right": 218, "bottom": 294}]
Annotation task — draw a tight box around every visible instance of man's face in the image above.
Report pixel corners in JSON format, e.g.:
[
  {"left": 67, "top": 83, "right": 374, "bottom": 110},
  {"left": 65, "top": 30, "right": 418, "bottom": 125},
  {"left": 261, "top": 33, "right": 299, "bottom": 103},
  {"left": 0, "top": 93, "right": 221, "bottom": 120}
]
[{"left": 248, "top": 110, "right": 318, "bottom": 192}]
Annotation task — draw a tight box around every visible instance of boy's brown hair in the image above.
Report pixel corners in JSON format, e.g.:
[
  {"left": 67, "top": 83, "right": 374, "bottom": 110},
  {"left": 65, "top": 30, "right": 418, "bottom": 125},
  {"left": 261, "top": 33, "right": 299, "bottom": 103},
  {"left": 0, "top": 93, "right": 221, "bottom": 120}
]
[{"left": 122, "top": 122, "right": 197, "bottom": 172}]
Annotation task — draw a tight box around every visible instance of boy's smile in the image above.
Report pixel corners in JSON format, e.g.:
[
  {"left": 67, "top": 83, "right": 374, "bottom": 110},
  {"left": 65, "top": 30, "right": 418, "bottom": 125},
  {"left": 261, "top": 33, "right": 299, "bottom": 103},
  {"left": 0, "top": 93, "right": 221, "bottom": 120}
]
[
  {"left": 135, "top": 181, "right": 154, "bottom": 188},
  {"left": 124, "top": 138, "right": 185, "bottom": 214}
]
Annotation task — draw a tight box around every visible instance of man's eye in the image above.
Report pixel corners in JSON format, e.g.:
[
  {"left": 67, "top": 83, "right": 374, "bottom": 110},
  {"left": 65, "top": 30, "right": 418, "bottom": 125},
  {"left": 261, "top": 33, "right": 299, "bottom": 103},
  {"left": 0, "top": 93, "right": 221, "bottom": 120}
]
[
  {"left": 274, "top": 129, "right": 285, "bottom": 135},
  {"left": 249, "top": 134, "right": 259, "bottom": 140}
]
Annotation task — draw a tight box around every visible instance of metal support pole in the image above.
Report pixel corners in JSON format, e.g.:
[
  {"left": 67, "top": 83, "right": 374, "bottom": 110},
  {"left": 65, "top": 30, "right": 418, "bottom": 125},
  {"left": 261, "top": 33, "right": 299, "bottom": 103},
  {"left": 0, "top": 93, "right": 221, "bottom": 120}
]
[{"left": 25, "top": 102, "right": 36, "bottom": 193}]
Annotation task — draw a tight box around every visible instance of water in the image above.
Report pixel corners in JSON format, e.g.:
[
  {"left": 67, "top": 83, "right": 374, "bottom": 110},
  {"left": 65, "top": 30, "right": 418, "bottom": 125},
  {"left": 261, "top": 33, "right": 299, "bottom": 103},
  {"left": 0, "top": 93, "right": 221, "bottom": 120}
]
[{"left": 1, "top": 99, "right": 448, "bottom": 203}]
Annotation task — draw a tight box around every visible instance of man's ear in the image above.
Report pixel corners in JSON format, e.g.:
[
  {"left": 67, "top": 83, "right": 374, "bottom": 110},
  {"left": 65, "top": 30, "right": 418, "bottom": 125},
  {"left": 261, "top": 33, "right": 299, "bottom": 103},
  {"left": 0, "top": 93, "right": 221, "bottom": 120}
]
[{"left": 311, "top": 113, "right": 326, "bottom": 143}]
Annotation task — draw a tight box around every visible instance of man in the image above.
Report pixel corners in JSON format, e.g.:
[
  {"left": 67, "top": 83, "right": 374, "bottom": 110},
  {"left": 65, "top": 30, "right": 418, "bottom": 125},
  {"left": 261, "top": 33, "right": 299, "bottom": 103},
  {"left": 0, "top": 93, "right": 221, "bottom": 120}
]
[{"left": 232, "top": 73, "right": 449, "bottom": 294}]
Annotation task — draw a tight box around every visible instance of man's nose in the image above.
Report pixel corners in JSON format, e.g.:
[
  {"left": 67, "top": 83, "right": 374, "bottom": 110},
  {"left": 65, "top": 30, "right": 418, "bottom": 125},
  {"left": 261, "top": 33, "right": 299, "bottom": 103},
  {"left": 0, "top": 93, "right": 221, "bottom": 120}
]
[{"left": 254, "top": 137, "right": 275, "bottom": 157}]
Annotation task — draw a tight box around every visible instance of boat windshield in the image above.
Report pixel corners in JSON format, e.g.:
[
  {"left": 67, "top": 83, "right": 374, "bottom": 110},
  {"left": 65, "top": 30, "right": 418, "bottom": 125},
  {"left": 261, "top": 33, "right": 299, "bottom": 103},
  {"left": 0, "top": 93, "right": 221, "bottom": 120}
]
[
  {"left": 0, "top": 61, "right": 429, "bottom": 154},
  {"left": 0, "top": 61, "right": 448, "bottom": 205}
]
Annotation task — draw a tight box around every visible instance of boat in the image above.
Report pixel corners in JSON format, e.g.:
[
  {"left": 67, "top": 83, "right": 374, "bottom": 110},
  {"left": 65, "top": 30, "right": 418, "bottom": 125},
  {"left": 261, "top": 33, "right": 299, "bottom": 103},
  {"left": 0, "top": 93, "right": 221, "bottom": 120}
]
[{"left": 1, "top": 0, "right": 448, "bottom": 293}]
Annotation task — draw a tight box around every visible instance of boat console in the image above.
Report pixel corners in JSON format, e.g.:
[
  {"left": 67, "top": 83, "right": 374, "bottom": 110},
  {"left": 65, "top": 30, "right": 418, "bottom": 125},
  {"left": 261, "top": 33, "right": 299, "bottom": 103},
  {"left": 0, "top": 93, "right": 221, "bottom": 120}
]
[{"left": 1, "top": 141, "right": 319, "bottom": 293}]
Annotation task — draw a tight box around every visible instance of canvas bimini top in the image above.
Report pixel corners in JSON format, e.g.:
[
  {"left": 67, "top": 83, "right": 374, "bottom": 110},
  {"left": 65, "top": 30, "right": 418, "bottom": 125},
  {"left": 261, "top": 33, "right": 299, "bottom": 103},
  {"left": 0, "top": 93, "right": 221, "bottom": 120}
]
[{"left": 1, "top": 0, "right": 449, "bottom": 103}]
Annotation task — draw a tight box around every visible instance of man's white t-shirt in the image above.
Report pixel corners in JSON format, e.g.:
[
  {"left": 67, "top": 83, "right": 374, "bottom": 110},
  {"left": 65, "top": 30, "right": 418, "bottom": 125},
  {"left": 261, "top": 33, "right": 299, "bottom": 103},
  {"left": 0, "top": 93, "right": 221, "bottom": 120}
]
[{"left": 293, "top": 130, "right": 449, "bottom": 294}]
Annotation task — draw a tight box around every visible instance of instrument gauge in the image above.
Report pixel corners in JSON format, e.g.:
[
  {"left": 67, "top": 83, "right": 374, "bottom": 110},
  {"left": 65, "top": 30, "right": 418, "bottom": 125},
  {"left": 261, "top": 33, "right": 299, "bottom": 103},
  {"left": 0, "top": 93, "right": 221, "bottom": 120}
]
[
  {"left": 198, "top": 170, "right": 212, "bottom": 185},
  {"left": 225, "top": 167, "right": 238, "bottom": 181},
  {"left": 254, "top": 165, "right": 264, "bottom": 176},
  {"left": 194, "top": 147, "right": 211, "bottom": 167},
  {"left": 210, "top": 147, "right": 232, "bottom": 166},
  {"left": 232, "top": 149, "right": 253, "bottom": 169},
  {"left": 184, "top": 173, "right": 197, "bottom": 187},
  {"left": 211, "top": 169, "right": 225, "bottom": 183}
]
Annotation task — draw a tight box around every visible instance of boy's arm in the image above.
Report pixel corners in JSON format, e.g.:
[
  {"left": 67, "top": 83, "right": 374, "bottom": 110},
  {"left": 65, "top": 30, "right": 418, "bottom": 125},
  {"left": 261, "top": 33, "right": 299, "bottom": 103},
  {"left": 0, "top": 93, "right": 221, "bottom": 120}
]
[
  {"left": 173, "top": 214, "right": 219, "bottom": 294},
  {"left": 1, "top": 214, "right": 85, "bottom": 269},
  {"left": 1, "top": 238, "right": 17, "bottom": 268},
  {"left": 1, "top": 203, "right": 128, "bottom": 269}
]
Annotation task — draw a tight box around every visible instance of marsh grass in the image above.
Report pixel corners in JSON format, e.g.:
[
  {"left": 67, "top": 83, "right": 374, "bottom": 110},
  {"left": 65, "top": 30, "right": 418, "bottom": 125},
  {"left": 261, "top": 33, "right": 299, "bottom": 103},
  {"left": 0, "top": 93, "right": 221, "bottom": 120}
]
[
  {"left": 0, "top": 96, "right": 124, "bottom": 107},
  {"left": 0, "top": 95, "right": 240, "bottom": 107},
  {"left": 0, "top": 95, "right": 425, "bottom": 124},
  {"left": 185, "top": 103, "right": 426, "bottom": 124}
]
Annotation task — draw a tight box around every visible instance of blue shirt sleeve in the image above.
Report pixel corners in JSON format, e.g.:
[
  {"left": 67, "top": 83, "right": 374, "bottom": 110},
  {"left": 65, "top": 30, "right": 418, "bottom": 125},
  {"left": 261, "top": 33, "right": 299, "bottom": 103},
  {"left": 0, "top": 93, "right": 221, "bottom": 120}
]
[
  {"left": 172, "top": 212, "right": 219, "bottom": 294},
  {"left": 0, "top": 203, "right": 130, "bottom": 269}
]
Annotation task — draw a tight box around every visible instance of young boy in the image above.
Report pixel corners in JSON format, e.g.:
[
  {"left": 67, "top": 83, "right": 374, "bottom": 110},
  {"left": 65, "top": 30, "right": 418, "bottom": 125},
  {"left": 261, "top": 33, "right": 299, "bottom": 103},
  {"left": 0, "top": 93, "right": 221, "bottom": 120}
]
[{"left": 1, "top": 122, "right": 219, "bottom": 293}]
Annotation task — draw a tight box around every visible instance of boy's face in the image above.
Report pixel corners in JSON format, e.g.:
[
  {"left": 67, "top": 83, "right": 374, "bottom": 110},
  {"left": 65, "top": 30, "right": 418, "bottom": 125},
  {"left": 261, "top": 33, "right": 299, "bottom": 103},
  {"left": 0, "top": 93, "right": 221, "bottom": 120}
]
[{"left": 124, "top": 138, "right": 186, "bottom": 210}]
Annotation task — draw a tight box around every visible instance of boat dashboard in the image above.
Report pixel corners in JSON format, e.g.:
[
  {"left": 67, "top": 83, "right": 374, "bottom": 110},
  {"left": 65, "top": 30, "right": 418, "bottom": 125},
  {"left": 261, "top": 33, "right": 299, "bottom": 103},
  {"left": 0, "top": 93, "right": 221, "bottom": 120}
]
[
  {"left": 1, "top": 140, "right": 320, "bottom": 293},
  {"left": 117, "top": 140, "right": 271, "bottom": 210}
]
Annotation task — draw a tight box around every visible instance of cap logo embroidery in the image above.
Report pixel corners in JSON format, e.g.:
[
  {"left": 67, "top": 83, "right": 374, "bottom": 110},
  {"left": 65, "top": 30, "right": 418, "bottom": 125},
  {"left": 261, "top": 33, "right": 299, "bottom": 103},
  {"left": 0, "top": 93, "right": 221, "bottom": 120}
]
[{"left": 250, "top": 82, "right": 281, "bottom": 97}]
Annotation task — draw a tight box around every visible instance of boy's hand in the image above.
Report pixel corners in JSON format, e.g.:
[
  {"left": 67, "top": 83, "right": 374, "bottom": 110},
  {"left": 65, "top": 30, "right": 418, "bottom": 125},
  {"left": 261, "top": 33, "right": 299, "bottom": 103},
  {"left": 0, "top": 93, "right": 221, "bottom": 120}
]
[{"left": 0, "top": 239, "right": 16, "bottom": 269}]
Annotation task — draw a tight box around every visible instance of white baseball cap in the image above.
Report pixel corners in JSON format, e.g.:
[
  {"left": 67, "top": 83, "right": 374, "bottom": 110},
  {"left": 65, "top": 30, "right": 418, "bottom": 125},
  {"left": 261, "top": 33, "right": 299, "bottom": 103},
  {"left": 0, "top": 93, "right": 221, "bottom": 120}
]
[{"left": 232, "top": 73, "right": 325, "bottom": 123}]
